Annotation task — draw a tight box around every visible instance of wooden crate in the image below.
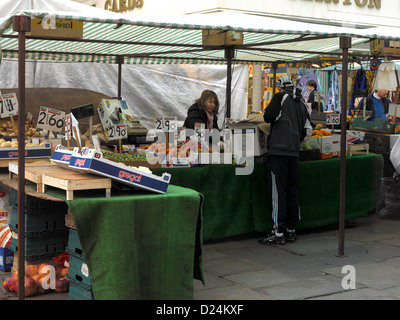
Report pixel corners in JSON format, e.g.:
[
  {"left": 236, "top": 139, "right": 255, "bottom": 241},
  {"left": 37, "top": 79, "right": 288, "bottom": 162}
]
[
  {"left": 41, "top": 170, "right": 111, "bottom": 201},
  {"left": 348, "top": 143, "right": 369, "bottom": 156}
]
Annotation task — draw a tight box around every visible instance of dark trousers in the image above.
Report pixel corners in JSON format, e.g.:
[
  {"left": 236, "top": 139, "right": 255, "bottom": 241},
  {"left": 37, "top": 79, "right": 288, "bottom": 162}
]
[{"left": 268, "top": 155, "right": 301, "bottom": 234}]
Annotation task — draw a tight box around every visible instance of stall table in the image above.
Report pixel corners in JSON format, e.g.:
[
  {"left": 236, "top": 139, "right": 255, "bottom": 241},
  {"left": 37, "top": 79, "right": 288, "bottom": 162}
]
[
  {"left": 0, "top": 172, "right": 203, "bottom": 300},
  {"left": 153, "top": 153, "right": 383, "bottom": 241}
]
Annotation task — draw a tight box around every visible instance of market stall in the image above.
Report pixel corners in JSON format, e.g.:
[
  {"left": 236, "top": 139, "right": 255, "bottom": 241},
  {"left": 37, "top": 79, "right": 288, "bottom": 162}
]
[{"left": 1, "top": 0, "right": 400, "bottom": 300}]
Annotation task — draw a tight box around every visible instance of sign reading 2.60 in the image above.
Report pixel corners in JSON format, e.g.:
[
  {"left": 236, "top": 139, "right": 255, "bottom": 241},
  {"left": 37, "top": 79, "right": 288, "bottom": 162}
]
[{"left": 37, "top": 106, "right": 65, "bottom": 132}]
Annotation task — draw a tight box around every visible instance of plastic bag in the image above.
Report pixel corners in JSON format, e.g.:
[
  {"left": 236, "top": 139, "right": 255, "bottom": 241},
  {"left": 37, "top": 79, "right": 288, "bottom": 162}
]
[
  {"left": 378, "top": 175, "right": 400, "bottom": 219},
  {"left": 0, "top": 191, "right": 11, "bottom": 229},
  {"left": 390, "top": 136, "right": 400, "bottom": 175},
  {"left": 0, "top": 226, "right": 11, "bottom": 248}
]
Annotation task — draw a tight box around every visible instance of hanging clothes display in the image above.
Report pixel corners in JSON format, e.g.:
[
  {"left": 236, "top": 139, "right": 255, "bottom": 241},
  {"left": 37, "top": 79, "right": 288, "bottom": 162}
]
[
  {"left": 373, "top": 61, "right": 398, "bottom": 91},
  {"left": 326, "top": 70, "right": 341, "bottom": 112},
  {"left": 348, "top": 69, "right": 367, "bottom": 115}
]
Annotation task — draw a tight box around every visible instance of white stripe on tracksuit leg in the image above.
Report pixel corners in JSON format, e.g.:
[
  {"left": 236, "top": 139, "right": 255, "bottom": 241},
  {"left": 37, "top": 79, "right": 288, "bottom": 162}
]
[{"left": 271, "top": 171, "right": 279, "bottom": 233}]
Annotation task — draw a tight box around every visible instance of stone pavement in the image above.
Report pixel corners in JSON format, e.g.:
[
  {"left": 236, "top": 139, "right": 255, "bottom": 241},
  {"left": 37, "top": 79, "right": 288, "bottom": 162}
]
[
  {"left": 194, "top": 213, "right": 400, "bottom": 300},
  {"left": 2, "top": 213, "right": 400, "bottom": 300}
]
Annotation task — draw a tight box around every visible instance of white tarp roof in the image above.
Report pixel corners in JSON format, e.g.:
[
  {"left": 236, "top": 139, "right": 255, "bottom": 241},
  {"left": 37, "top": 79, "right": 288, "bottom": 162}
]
[{"left": 0, "top": 0, "right": 399, "bottom": 65}]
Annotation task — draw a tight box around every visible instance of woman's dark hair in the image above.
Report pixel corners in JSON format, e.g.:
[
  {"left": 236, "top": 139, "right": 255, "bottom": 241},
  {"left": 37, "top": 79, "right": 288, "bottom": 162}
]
[
  {"left": 306, "top": 80, "right": 317, "bottom": 90},
  {"left": 195, "top": 90, "right": 219, "bottom": 115}
]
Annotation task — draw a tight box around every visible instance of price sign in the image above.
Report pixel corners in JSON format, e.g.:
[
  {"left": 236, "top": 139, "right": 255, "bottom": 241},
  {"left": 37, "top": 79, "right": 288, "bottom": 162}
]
[
  {"left": 155, "top": 116, "right": 177, "bottom": 132},
  {"left": 326, "top": 114, "right": 340, "bottom": 125},
  {"left": 106, "top": 124, "right": 128, "bottom": 141},
  {"left": 194, "top": 122, "right": 205, "bottom": 142},
  {"left": 0, "top": 93, "right": 18, "bottom": 118},
  {"left": 37, "top": 106, "right": 65, "bottom": 132}
]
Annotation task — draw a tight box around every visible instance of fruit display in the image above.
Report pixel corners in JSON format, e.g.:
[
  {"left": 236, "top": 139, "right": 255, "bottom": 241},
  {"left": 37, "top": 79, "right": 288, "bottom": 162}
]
[
  {"left": 2, "top": 263, "right": 69, "bottom": 297},
  {"left": 103, "top": 151, "right": 148, "bottom": 162},
  {"left": 0, "top": 119, "right": 42, "bottom": 138},
  {"left": 0, "top": 138, "right": 47, "bottom": 148},
  {"left": 312, "top": 128, "right": 332, "bottom": 137}
]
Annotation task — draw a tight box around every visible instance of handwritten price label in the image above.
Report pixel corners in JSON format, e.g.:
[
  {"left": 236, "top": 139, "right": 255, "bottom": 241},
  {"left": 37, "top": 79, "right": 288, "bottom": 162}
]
[
  {"left": 326, "top": 114, "right": 340, "bottom": 125},
  {"left": 156, "top": 116, "right": 177, "bottom": 132},
  {"left": 37, "top": 106, "right": 65, "bottom": 132},
  {"left": 106, "top": 124, "right": 128, "bottom": 141},
  {"left": 0, "top": 93, "right": 18, "bottom": 118}
]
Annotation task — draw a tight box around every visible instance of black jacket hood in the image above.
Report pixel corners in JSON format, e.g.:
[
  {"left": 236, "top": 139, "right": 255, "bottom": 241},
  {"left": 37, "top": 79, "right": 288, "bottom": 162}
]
[{"left": 282, "top": 87, "right": 303, "bottom": 101}]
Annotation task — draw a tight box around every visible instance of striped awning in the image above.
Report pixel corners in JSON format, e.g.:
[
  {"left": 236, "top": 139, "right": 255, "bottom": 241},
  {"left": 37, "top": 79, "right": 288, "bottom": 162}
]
[{"left": 0, "top": 9, "right": 398, "bottom": 65}]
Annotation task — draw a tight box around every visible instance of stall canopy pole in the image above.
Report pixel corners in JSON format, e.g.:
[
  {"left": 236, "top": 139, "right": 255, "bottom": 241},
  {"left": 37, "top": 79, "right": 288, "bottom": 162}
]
[
  {"left": 337, "top": 36, "right": 351, "bottom": 258},
  {"left": 117, "top": 55, "right": 123, "bottom": 100},
  {"left": 13, "top": 14, "right": 31, "bottom": 300},
  {"left": 225, "top": 47, "right": 234, "bottom": 118},
  {"left": 272, "top": 63, "right": 277, "bottom": 95}
]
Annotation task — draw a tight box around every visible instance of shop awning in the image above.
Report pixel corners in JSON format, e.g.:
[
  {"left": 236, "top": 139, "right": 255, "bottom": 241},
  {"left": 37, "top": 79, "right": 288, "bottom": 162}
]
[{"left": 1, "top": 4, "right": 399, "bottom": 65}]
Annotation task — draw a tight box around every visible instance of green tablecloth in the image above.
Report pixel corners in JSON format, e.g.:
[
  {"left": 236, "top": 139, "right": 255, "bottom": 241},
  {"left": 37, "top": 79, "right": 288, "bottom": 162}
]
[
  {"left": 153, "top": 153, "right": 383, "bottom": 240},
  {"left": 48, "top": 184, "right": 203, "bottom": 300}
]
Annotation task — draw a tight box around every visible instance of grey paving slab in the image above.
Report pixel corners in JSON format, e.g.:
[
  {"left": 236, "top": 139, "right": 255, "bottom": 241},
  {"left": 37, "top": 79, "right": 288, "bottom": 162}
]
[
  {"left": 257, "top": 275, "right": 347, "bottom": 300},
  {"left": 193, "top": 284, "right": 277, "bottom": 300}
]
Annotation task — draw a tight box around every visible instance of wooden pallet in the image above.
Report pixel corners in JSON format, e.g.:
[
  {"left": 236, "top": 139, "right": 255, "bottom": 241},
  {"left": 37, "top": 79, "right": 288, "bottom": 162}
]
[
  {"left": 1, "top": 157, "right": 51, "bottom": 168},
  {"left": 41, "top": 170, "right": 111, "bottom": 200},
  {"left": 348, "top": 143, "right": 369, "bottom": 156},
  {"left": 9, "top": 163, "right": 112, "bottom": 200}
]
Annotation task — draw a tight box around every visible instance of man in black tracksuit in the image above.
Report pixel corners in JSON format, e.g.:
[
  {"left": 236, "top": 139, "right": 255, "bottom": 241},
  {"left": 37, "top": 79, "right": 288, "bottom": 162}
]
[{"left": 259, "top": 76, "right": 312, "bottom": 245}]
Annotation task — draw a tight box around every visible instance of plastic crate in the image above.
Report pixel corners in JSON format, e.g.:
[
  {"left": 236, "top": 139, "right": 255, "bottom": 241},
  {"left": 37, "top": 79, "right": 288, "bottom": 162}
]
[
  {"left": 66, "top": 255, "right": 92, "bottom": 289},
  {"left": 0, "top": 247, "right": 13, "bottom": 271},
  {"left": 68, "top": 279, "right": 94, "bottom": 300},
  {"left": 9, "top": 189, "right": 68, "bottom": 214},
  {"left": 9, "top": 233, "right": 68, "bottom": 261},
  {"left": 66, "top": 229, "right": 85, "bottom": 259},
  {"left": 10, "top": 206, "right": 68, "bottom": 238}
]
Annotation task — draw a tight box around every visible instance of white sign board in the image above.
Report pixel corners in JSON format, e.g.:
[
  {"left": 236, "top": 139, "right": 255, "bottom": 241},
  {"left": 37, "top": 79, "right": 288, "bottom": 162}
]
[
  {"left": 326, "top": 113, "right": 340, "bottom": 126},
  {"left": 156, "top": 116, "right": 177, "bottom": 132},
  {"left": 37, "top": 106, "right": 65, "bottom": 132},
  {"left": 106, "top": 124, "right": 128, "bottom": 141},
  {"left": 0, "top": 93, "right": 18, "bottom": 118}
]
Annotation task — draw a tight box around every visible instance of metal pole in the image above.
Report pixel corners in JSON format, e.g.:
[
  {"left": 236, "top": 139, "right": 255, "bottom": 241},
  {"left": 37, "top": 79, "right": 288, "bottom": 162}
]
[
  {"left": 337, "top": 36, "right": 351, "bottom": 258},
  {"left": 225, "top": 47, "right": 234, "bottom": 118},
  {"left": 117, "top": 55, "right": 123, "bottom": 100},
  {"left": 13, "top": 15, "right": 30, "bottom": 300},
  {"left": 272, "top": 63, "right": 277, "bottom": 95}
]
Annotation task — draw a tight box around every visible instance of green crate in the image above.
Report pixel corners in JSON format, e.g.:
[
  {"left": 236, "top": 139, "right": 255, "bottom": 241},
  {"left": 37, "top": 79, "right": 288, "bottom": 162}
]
[
  {"left": 10, "top": 206, "right": 68, "bottom": 238},
  {"left": 68, "top": 279, "right": 94, "bottom": 300},
  {"left": 9, "top": 233, "right": 68, "bottom": 261},
  {"left": 9, "top": 189, "right": 68, "bottom": 214},
  {"left": 66, "top": 255, "right": 92, "bottom": 289},
  {"left": 66, "top": 229, "right": 85, "bottom": 259}
]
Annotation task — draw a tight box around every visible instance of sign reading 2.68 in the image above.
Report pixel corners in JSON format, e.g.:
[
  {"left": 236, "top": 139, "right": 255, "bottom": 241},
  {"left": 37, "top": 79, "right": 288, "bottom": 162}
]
[
  {"left": 37, "top": 106, "right": 66, "bottom": 132},
  {"left": 0, "top": 93, "right": 18, "bottom": 118}
]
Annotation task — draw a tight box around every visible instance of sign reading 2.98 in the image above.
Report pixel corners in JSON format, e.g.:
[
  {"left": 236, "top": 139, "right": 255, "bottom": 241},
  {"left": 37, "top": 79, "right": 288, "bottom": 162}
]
[{"left": 37, "top": 106, "right": 66, "bottom": 132}]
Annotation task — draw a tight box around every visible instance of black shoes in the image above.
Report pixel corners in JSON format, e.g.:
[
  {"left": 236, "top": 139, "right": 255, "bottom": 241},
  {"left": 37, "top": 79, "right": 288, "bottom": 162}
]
[{"left": 258, "top": 230, "right": 297, "bottom": 245}]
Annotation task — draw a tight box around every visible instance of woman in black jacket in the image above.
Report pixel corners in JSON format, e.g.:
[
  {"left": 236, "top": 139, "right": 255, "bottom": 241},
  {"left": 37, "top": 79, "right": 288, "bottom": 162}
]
[{"left": 183, "top": 90, "right": 220, "bottom": 131}]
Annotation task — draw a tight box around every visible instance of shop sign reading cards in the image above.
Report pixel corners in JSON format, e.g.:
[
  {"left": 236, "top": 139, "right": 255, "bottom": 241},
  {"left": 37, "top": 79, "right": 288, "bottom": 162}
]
[
  {"left": 37, "top": 106, "right": 65, "bottom": 132},
  {"left": 0, "top": 93, "right": 18, "bottom": 118}
]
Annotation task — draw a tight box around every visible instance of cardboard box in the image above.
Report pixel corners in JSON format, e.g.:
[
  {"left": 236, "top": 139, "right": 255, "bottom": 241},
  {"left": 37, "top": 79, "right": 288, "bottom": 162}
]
[
  {"left": 370, "top": 39, "right": 400, "bottom": 56},
  {"left": 306, "top": 135, "right": 347, "bottom": 159},
  {"left": 202, "top": 30, "right": 243, "bottom": 46},
  {"left": 0, "top": 247, "right": 13, "bottom": 271},
  {"left": 229, "top": 114, "right": 269, "bottom": 157},
  {"left": 29, "top": 18, "right": 83, "bottom": 39}
]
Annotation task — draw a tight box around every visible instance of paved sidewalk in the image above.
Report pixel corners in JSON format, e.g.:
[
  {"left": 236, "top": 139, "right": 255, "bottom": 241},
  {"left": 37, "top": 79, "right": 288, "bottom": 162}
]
[
  {"left": 194, "top": 213, "right": 400, "bottom": 300},
  {"left": 2, "top": 213, "right": 399, "bottom": 300}
]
